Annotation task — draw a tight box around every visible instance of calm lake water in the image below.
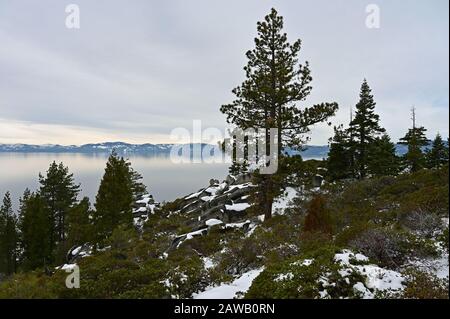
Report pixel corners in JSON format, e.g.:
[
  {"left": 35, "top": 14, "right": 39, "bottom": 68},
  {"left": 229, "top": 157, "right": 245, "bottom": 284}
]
[{"left": 0, "top": 153, "right": 229, "bottom": 210}]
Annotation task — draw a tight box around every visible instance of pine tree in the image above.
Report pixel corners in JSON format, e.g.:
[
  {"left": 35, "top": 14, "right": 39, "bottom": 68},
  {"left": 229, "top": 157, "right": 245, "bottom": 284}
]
[
  {"left": 220, "top": 8, "right": 338, "bottom": 219},
  {"left": 228, "top": 136, "right": 250, "bottom": 176},
  {"left": 367, "top": 134, "right": 399, "bottom": 177},
  {"left": 20, "top": 193, "right": 53, "bottom": 270},
  {"left": 0, "top": 195, "right": 5, "bottom": 273},
  {"left": 39, "top": 162, "right": 80, "bottom": 247},
  {"left": 426, "top": 133, "right": 449, "bottom": 169},
  {"left": 94, "top": 152, "right": 134, "bottom": 242},
  {"left": 0, "top": 192, "right": 18, "bottom": 275},
  {"left": 129, "top": 167, "right": 147, "bottom": 200},
  {"left": 66, "top": 197, "right": 94, "bottom": 248},
  {"left": 399, "top": 108, "right": 428, "bottom": 172},
  {"left": 348, "top": 79, "right": 385, "bottom": 179},
  {"left": 327, "top": 125, "right": 353, "bottom": 181}
]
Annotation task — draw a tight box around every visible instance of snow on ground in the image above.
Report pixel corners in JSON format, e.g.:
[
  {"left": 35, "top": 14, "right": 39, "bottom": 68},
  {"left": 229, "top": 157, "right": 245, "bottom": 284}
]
[
  {"left": 133, "top": 207, "right": 147, "bottom": 213},
  {"left": 272, "top": 187, "right": 298, "bottom": 214},
  {"left": 202, "top": 257, "right": 216, "bottom": 270},
  {"left": 407, "top": 252, "right": 449, "bottom": 279},
  {"left": 60, "top": 263, "right": 77, "bottom": 271},
  {"left": 225, "top": 203, "right": 251, "bottom": 212},
  {"left": 291, "top": 259, "right": 314, "bottom": 267},
  {"left": 136, "top": 196, "right": 151, "bottom": 205},
  {"left": 334, "top": 250, "right": 405, "bottom": 298},
  {"left": 225, "top": 220, "right": 251, "bottom": 229},
  {"left": 193, "top": 268, "right": 265, "bottom": 299},
  {"left": 245, "top": 223, "right": 258, "bottom": 238},
  {"left": 183, "top": 229, "right": 207, "bottom": 240},
  {"left": 274, "top": 272, "right": 294, "bottom": 282},
  {"left": 205, "top": 219, "right": 223, "bottom": 227},
  {"left": 185, "top": 189, "right": 204, "bottom": 200}
]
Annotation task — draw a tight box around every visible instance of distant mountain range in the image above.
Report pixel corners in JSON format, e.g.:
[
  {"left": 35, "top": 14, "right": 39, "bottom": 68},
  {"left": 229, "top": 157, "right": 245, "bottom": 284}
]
[
  {"left": 0, "top": 141, "right": 434, "bottom": 158},
  {"left": 0, "top": 142, "right": 175, "bottom": 154},
  {"left": 0, "top": 142, "right": 329, "bottom": 157}
]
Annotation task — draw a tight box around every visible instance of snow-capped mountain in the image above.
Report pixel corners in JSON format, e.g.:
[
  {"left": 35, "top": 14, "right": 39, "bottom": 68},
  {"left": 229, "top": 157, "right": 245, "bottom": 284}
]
[
  {"left": 0, "top": 142, "right": 439, "bottom": 157},
  {"left": 0, "top": 142, "right": 197, "bottom": 154}
]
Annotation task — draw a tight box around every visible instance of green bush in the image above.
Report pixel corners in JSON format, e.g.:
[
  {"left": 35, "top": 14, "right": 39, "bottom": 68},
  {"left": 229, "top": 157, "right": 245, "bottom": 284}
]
[
  {"left": 401, "top": 269, "right": 449, "bottom": 299},
  {"left": 245, "top": 246, "right": 364, "bottom": 299}
]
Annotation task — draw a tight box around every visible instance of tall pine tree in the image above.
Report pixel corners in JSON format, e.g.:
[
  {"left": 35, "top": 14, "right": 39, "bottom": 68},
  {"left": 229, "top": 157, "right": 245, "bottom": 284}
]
[
  {"left": 94, "top": 152, "right": 135, "bottom": 242},
  {"left": 0, "top": 192, "right": 18, "bottom": 275},
  {"left": 348, "top": 79, "right": 385, "bottom": 179},
  {"left": 327, "top": 125, "right": 353, "bottom": 181},
  {"left": 220, "top": 8, "right": 337, "bottom": 219},
  {"left": 39, "top": 162, "right": 80, "bottom": 247},
  {"left": 66, "top": 197, "right": 94, "bottom": 248},
  {"left": 426, "top": 133, "right": 449, "bottom": 169},
  {"left": 367, "top": 134, "right": 399, "bottom": 177},
  {"left": 20, "top": 193, "right": 53, "bottom": 270},
  {"left": 399, "top": 108, "right": 429, "bottom": 172}
]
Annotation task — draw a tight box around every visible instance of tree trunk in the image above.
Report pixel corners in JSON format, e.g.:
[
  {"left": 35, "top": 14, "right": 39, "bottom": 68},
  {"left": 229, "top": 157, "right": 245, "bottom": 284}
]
[{"left": 262, "top": 176, "right": 274, "bottom": 221}]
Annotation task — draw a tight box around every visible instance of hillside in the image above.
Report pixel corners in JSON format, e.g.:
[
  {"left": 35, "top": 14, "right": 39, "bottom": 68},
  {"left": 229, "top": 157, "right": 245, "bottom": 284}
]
[{"left": 1, "top": 163, "right": 448, "bottom": 299}]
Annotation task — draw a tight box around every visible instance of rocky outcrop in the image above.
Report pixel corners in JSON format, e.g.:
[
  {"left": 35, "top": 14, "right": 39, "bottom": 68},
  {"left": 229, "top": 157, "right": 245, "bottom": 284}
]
[
  {"left": 178, "top": 174, "right": 255, "bottom": 225},
  {"left": 133, "top": 194, "right": 161, "bottom": 230},
  {"left": 168, "top": 173, "right": 257, "bottom": 250}
]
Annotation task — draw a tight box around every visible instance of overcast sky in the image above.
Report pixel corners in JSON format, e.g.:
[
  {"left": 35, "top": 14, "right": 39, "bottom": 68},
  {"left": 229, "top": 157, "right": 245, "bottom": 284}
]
[{"left": 0, "top": 0, "right": 448, "bottom": 145}]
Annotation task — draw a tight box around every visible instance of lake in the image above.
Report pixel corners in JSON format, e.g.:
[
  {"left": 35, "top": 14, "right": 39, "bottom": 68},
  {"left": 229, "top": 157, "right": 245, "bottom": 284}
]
[{"left": 0, "top": 153, "right": 230, "bottom": 210}]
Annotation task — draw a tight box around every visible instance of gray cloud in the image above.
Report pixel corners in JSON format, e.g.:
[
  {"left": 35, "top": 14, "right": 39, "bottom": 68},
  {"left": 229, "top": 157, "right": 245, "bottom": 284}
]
[{"left": 0, "top": 0, "right": 448, "bottom": 145}]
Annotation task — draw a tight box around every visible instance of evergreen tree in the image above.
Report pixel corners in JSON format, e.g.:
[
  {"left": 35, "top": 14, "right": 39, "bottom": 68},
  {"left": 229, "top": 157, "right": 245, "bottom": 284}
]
[
  {"left": 0, "top": 192, "right": 18, "bottom": 275},
  {"left": 39, "top": 162, "right": 80, "bottom": 246},
  {"left": 399, "top": 108, "right": 428, "bottom": 172},
  {"left": 94, "top": 152, "right": 134, "bottom": 242},
  {"left": 426, "top": 133, "right": 449, "bottom": 169},
  {"left": 20, "top": 193, "right": 53, "bottom": 270},
  {"left": 129, "top": 167, "right": 147, "bottom": 200},
  {"left": 220, "top": 8, "right": 337, "bottom": 219},
  {"left": 348, "top": 79, "right": 385, "bottom": 179},
  {"left": 327, "top": 125, "right": 353, "bottom": 181},
  {"left": 16, "top": 188, "right": 30, "bottom": 266},
  {"left": 367, "top": 134, "right": 399, "bottom": 177},
  {"left": 66, "top": 197, "right": 94, "bottom": 248}
]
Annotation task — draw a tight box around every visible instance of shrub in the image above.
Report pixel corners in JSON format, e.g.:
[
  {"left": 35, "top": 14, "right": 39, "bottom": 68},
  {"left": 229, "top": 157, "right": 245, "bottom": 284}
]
[
  {"left": 0, "top": 271, "right": 59, "bottom": 299},
  {"left": 245, "top": 246, "right": 364, "bottom": 299},
  {"left": 165, "top": 254, "right": 206, "bottom": 298},
  {"left": 400, "top": 209, "right": 442, "bottom": 238},
  {"left": 401, "top": 269, "right": 449, "bottom": 299},
  {"left": 303, "top": 195, "right": 332, "bottom": 235},
  {"left": 349, "top": 228, "right": 408, "bottom": 268}
]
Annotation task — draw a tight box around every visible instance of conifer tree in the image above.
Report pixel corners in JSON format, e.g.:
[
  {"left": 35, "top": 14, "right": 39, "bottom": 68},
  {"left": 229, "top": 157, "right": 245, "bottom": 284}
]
[
  {"left": 348, "top": 80, "right": 385, "bottom": 179},
  {"left": 20, "top": 193, "right": 53, "bottom": 270},
  {"left": 399, "top": 108, "right": 429, "bottom": 172},
  {"left": 327, "top": 125, "right": 353, "bottom": 181},
  {"left": 426, "top": 133, "right": 449, "bottom": 169},
  {"left": 94, "top": 152, "right": 134, "bottom": 242},
  {"left": 367, "top": 134, "right": 399, "bottom": 177},
  {"left": 220, "top": 8, "right": 338, "bottom": 219},
  {"left": 39, "top": 162, "right": 80, "bottom": 246},
  {"left": 66, "top": 197, "right": 94, "bottom": 248},
  {"left": 129, "top": 167, "right": 147, "bottom": 200},
  {"left": 0, "top": 192, "right": 18, "bottom": 275}
]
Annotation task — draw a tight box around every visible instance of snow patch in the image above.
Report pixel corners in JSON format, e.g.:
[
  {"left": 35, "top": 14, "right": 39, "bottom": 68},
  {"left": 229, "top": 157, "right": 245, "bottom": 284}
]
[{"left": 193, "top": 268, "right": 264, "bottom": 299}]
